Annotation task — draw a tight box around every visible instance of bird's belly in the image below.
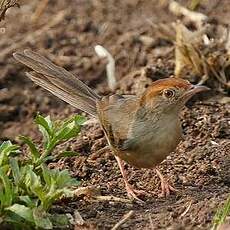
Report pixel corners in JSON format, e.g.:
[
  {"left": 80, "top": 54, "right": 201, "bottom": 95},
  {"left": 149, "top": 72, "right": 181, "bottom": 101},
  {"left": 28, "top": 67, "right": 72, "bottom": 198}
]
[{"left": 116, "top": 124, "right": 182, "bottom": 168}]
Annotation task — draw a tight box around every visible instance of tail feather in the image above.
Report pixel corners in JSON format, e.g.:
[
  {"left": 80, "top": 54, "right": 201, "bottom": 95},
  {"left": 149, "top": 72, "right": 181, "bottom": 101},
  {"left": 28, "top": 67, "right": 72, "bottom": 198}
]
[{"left": 13, "top": 50, "right": 100, "bottom": 117}]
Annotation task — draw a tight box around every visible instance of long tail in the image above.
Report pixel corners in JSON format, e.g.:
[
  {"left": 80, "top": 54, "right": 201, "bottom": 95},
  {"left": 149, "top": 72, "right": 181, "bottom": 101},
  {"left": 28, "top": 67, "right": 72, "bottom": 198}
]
[{"left": 13, "top": 50, "right": 101, "bottom": 117}]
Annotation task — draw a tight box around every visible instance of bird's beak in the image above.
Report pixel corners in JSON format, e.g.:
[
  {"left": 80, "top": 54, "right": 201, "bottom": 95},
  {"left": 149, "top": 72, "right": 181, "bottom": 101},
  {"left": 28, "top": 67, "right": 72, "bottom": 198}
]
[{"left": 182, "top": 84, "right": 209, "bottom": 101}]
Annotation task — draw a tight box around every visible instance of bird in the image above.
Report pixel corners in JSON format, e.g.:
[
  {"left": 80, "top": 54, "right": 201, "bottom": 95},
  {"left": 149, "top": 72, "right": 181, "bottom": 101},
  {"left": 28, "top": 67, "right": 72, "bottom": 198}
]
[{"left": 13, "top": 49, "right": 208, "bottom": 201}]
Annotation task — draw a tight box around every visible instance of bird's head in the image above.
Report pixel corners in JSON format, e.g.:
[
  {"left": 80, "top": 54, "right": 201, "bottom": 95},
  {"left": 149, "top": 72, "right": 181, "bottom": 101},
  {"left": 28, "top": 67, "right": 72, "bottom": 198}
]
[{"left": 140, "top": 78, "right": 209, "bottom": 113}]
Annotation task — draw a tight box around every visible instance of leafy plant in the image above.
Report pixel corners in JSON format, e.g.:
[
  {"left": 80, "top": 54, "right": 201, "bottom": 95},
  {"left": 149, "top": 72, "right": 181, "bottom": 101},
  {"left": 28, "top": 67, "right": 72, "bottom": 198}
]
[
  {"left": 212, "top": 196, "right": 230, "bottom": 230},
  {"left": 0, "top": 141, "right": 19, "bottom": 166},
  {"left": 0, "top": 114, "right": 86, "bottom": 229},
  {"left": 20, "top": 114, "right": 86, "bottom": 165}
]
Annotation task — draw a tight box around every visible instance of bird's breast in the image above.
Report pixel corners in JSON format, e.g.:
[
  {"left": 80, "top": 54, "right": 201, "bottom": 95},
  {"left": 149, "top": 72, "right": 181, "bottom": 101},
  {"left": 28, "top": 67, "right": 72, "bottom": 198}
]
[{"left": 115, "top": 115, "right": 182, "bottom": 168}]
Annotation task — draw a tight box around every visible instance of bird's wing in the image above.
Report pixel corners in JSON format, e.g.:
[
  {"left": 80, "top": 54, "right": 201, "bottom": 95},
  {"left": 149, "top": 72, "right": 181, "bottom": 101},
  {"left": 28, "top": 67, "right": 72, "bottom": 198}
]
[{"left": 97, "top": 94, "right": 138, "bottom": 149}]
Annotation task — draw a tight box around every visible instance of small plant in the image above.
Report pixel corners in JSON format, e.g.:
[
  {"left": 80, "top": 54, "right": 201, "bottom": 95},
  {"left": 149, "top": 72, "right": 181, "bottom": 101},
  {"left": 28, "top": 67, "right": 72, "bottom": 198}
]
[
  {"left": 0, "top": 114, "right": 86, "bottom": 229},
  {"left": 212, "top": 196, "right": 230, "bottom": 230},
  {"left": 20, "top": 114, "right": 86, "bottom": 166}
]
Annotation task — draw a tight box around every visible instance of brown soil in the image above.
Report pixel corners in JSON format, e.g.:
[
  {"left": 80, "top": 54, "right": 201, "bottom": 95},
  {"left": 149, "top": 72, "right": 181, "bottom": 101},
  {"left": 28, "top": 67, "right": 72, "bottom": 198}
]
[{"left": 0, "top": 0, "right": 229, "bottom": 229}]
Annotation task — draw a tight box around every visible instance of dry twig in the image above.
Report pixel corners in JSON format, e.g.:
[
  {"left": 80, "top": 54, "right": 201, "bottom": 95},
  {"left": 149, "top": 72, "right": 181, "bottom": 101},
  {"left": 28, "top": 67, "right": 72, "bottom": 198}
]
[
  {"left": 174, "top": 22, "right": 230, "bottom": 89},
  {"left": 180, "top": 201, "right": 192, "bottom": 217},
  {"left": 111, "top": 210, "right": 134, "bottom": 230},
  {"left": 169, "top": 0, "right": 207, "bottom": 28},
  {"left": 74, "top": 210, "right": 85, "bottom": 226},
  {"left": 94, "top": 195, "right": 132, "bottom": 204},
  {"left": 74, "top": 186, "right": 101, "bottom": 197}
]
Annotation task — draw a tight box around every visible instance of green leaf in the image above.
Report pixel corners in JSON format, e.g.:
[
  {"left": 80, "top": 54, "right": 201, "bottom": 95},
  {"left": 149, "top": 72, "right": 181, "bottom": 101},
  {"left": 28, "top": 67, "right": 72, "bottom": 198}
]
[
  {"left": 19, "top": 196, "right": 37, "bottom": 208},
  {"left": 0, "top": 141, "right": 20, "bottom": 166},
  {"left": 212, "top": 196, "right": 230, "bottom": 229},
  {"left": 18, "top": 165, "right": 31, "bottom": 187},
  {"left": 33, "top": 207, "right": 53, "bottom": 229},
  {"left": 3, "top": 212, "right": 28, "bottom": 227},
  {"left": 0, "top": 141, "right": 19, "bottom": 154},
  {"left": 35, "top": 115, "right": 53, "bottom": 147},
  {"left": 9, "top": 158, "right": 20, "bottom": 185},
  {"left": 36, "top": 155, "right": 55, "bottom": 166},
  {"left": 42, "top": 189, "right": 63, "bottom": 211},
  {"left": 19, "top": 136, "right": 40, "bottom": 161},
  {"left": 55, "top": 115, "right": 86, "bottom": 142},
  {"left": 35, "top": 115, "right": 53, "bottom": 134},
  {"left": 49, "top": 213, "right": 71, "bottom": 228},
  {"left": 0, "top": 167, "right": 13, "bottom": 207},
  {"left": 39, "top": 166, "right": 79, "bottom": 210},
  {"left": 42, "top": 165, "right": 77, "bottom": 191},
  {"left": 41, "top": 165, "right": 52, "bottom": 187},
  {"left": 6, "top": 204, "right": 34, "bottom": 223},
  {"left": 75, "top": 115, "right": 87, "bottom": 126},
  {"left": 55, "top": 169, "right": 80, "bottom": 188},
  {"left": 0, "top": 164, "right": 9, "bottom": 174},
  {"left": 55, "top": 121, "right": 80, "bottom": 141},
  {"left": 24, "top": 166, "right": 46, "bottom": 200}
]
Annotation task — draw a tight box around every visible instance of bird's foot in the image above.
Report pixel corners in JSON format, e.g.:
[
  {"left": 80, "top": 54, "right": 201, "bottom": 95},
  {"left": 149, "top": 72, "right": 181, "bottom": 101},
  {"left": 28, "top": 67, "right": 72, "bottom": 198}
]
[
  {"left": 125, "top": 183, "right": 146, "bottom": 203},
  {"left": 158, "top": 180, "right": 176, "bottom": 197},
  {"left": 155, "top": 168, "right": 177, "bottom": 197},
  {"left": 115, "top": 156, "right": 146, "bottom": 203}
]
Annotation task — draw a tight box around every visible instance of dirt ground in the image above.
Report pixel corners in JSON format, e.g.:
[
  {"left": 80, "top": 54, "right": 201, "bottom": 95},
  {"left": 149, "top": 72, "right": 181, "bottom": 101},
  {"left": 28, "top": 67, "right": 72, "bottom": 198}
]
[{"left": 0, "top": 0, "right": 229, "bottom": 229}]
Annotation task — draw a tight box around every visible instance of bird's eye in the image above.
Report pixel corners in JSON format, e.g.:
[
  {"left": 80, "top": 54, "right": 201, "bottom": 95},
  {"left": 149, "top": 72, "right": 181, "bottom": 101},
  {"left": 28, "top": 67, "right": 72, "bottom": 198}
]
[{"left": 163, "top": 89, "right": 175, "bottom": 98}]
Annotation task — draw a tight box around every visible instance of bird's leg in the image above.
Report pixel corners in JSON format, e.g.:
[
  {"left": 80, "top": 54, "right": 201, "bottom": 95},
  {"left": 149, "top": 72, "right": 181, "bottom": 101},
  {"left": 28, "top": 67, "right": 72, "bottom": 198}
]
[
  {"left": 155, "top": 168, "right": 176, "bottom": 197},
  {"left": 115, "top": 156, "right": 145, "bottom": 202}
]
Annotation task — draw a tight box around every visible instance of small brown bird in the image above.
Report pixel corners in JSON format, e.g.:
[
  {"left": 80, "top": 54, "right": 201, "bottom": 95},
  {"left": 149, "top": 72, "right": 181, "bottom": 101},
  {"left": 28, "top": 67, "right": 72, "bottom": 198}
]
[{"left": 13, "top": 50, "right": 208, "bottom": 201}]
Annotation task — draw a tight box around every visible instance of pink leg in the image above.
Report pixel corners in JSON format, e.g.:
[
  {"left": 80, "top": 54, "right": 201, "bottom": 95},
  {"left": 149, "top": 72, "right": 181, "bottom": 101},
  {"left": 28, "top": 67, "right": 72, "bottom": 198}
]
[
  {"left": 155, "top": 168, "right": 176, "bottom": 197},
  {"left": 115, "top": 156, "right": 145, "bottom": 202}
]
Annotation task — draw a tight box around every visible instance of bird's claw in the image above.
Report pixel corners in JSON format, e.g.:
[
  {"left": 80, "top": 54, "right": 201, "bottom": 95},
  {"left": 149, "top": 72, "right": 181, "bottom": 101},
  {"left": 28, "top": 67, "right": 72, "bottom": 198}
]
[
  {"left": 125, "top": 184, "right": 146, "bottom": 203},
  {"left": 155, "top": 168, "right": 177, "bottom": 198},
  {"left": 158, "top": 181, "right": 177, "bottom": 198}
]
